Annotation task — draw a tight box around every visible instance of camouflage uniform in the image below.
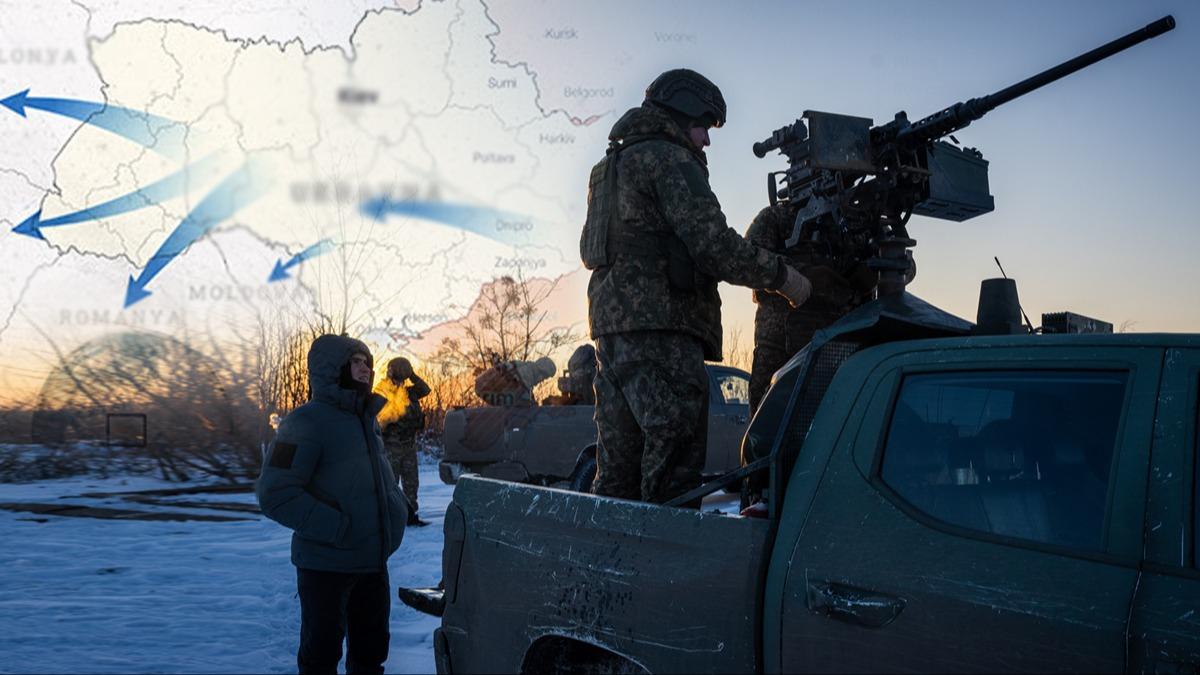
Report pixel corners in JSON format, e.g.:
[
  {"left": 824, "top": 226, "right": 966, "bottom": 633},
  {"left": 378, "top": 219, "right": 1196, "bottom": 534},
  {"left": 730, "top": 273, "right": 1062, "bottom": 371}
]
[
  {"left": 745, "top": 202, "right": 877, "bottom": 412},
  {"left": 584, "top": 102, "right": 786, "bottom": 503},
  {"left": 593, "top": 331, "right": 710, "bottom": 502},
  {"left": 376, "top": 372, "right": 429, "bottom": 513},
  {"left": 383, "top": 427, "right": 420, "bottom": 510}
]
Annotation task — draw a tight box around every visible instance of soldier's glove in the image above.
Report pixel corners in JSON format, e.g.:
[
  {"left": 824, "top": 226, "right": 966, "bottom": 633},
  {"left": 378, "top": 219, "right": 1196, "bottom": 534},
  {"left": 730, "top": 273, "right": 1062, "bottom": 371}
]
[{"left": 774, "top": 265, "right": 812, "bottom": 308}]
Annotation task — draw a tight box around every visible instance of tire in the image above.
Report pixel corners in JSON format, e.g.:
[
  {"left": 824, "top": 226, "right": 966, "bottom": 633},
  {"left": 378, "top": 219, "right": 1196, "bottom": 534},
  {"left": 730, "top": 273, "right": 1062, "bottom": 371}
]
[{"left": 568, "top": 454, "right": 597, "bottom": 493}]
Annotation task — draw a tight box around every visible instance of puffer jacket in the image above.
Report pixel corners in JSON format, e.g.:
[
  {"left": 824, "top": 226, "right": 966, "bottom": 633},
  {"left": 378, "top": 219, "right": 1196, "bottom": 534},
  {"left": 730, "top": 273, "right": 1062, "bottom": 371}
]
[{"left": 256, "top": 334, "right": 408, "bottom": 572}]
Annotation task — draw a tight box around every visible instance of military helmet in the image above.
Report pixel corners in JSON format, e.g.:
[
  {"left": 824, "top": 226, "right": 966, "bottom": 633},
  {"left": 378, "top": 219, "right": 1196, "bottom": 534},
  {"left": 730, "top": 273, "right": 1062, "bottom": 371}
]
[
  {"left": 644, "top": 68, "right": 726, "bottom": 128},
  {"left": 566, "top": 343, "right": 596, "bottom": 375}
]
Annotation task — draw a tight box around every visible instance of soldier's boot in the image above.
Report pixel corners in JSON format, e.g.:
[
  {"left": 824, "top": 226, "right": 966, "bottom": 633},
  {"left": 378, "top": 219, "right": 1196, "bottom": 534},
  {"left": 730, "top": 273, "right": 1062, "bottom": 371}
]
[
  {"left": 406, "top": 495, "right": 429, "bottom": 527},
  {"left": 397, "top": 444, "right": 426, "bottom": 526}
]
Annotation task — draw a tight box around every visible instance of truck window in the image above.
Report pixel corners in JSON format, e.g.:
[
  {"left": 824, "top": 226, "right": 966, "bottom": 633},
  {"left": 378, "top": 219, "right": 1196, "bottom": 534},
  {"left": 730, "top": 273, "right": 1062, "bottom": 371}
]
[
  {"left": 879, "top": 370, "right": 1128, "bottom": 553},
  {"left": 713, "top": 372, "right": 750, "bottom": 405}
]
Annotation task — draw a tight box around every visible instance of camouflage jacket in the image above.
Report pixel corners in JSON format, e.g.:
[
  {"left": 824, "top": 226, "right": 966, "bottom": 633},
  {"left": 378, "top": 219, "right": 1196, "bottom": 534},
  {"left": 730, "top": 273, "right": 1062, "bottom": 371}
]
[
  {"left": 586, "top": 104, "right": 785, "bottom": 360},
  {"left": 375, "top": 374, "right": 429, "bottom": 433},
  {"left": 745, "top": 202, "right": 877, "bottom": 318}
]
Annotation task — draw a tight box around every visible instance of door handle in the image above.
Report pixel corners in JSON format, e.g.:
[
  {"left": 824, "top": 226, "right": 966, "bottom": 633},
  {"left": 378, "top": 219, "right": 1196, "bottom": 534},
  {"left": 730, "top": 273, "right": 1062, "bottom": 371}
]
[{"left": 806, "top": 580, "right": 906, "bottom": 628}]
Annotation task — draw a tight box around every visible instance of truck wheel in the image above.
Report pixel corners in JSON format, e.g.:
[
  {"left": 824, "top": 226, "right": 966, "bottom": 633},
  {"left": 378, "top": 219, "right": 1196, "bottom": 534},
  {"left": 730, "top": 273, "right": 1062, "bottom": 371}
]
[{"left": 569, "top": 455, "right": 597, "bottom": 493}]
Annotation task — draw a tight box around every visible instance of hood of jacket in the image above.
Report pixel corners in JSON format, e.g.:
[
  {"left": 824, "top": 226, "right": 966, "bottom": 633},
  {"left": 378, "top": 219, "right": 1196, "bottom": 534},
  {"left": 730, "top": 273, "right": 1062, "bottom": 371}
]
[
  {"left": 307, "top": 334, "right": 385, "bottom": 416},
  {"left": 609, "top": 103, "right": 706, "bottom": 164}
]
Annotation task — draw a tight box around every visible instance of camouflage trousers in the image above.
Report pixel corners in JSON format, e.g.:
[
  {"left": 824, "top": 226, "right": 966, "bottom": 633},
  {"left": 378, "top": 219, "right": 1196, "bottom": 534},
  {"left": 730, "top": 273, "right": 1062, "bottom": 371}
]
[
  {"left": 592, "top": 331, "right": 709, "bottom": 505},
  {"left": 750, "top": 305, "right": 848, "bottom": 413},
  {"left": 383, "top": 432, "right": 420, "bottom": 513}
]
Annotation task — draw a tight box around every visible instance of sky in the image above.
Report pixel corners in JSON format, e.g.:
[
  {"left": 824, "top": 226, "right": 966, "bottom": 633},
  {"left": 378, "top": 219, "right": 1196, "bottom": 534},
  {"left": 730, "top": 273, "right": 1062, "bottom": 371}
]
[
  {"left": 536, "top": 0, "right": 1198, "bottom": 334},
  {"left": 0, "top": 0, "right": 1195, "bottom": 408}
]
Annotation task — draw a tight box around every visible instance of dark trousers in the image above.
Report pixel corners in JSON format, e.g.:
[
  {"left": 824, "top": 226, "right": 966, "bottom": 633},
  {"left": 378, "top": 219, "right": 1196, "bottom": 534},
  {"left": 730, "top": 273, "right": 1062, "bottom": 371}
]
[{"left": 296, "top": 567, "right": 390, "bottom": 675}]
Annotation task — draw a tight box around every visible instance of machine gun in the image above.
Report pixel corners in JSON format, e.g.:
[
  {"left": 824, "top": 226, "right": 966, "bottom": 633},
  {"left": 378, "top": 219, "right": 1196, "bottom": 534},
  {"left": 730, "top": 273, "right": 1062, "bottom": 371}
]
[{"left": 752, "top": 16, "right": 1175, "bottom": 296}]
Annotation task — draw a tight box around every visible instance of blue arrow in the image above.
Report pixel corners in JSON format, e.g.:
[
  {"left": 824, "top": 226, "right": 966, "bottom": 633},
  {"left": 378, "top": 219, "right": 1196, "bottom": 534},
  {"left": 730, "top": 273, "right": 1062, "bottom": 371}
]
[
  {"left": 360, "top": 196, "right": 534, "bottom": 247},
  {"left": 124, "top": 158, "right": 270, "bottom": 308},
  {"left": 12, "top": 154, "right": 226, "bottom": 240},
  {"left": 1, "top": 89, "right": 186, "bottom": 158},
  {"left": 269, "top": 238, "right": 336, "bottom": 282}
]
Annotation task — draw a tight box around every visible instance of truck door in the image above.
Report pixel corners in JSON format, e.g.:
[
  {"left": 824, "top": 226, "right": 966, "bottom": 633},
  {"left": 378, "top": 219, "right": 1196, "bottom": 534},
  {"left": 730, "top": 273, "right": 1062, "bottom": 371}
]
[
  {"left": 1129, "top": 347, "right": 1200, "bottom": 673},
  {"left": 706, "top": 368, "right": 751, "bottom": 474},
  {"left": 770, "top": 345, "right": 1160, "bottom": 673}
]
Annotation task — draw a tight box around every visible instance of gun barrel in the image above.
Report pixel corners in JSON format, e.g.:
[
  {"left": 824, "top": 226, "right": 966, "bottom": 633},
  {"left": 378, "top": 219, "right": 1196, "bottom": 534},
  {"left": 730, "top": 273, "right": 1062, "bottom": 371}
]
[
  {"left": 899, "top": 15, "right": 1175, "bottom": 144},
  {"left": 984, "top": 15, "right": 1173, "bottom": 111}
]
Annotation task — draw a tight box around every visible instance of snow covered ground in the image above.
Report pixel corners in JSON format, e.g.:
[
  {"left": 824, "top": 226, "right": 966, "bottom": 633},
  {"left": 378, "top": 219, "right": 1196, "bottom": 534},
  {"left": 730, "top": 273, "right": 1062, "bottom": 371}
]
[
  {"left": 0, "top": 455, "right": 743, "bottom": 674},
  {"left": 0, "top": 462, "right": 450, "bottom": 674}
]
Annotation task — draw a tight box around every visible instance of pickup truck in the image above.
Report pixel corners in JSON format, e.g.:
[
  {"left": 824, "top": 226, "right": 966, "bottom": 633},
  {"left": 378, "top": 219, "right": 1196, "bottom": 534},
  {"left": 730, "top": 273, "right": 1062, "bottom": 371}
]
[
  {"left": 414, "top": 291, "right": 1200, "bottom": 674},
  {"left": 437, "top": 364, "right": 753, "bottom": 492}
]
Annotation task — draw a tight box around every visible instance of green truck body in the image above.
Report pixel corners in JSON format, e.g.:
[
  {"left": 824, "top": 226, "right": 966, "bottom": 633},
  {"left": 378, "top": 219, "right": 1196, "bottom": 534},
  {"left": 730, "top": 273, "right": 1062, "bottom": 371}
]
[{"left": 424, "top": 294, "right": 1200, "bottom": 673}]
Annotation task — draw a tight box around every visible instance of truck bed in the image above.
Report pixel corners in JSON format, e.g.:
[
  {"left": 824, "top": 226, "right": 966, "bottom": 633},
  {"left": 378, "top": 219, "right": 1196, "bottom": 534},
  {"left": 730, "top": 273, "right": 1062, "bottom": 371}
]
[
  {"left": 440, "top": 405, "right": 598, "bottom": 483},
  {"left": 437, "top": 476, "right": 769, "bottom": 674}
]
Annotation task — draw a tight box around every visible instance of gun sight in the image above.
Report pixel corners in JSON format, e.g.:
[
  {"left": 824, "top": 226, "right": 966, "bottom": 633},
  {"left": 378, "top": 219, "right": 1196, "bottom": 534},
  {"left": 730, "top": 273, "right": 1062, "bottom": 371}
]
[{"left": 753, "top": 119, "right": 806, "bottom": 158}]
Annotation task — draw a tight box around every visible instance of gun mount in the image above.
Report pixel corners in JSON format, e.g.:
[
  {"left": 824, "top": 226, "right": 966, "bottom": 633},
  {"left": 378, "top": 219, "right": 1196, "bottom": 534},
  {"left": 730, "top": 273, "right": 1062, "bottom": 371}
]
[{"left": 754, "top": 16, "right": 1175, "bottom": 296}]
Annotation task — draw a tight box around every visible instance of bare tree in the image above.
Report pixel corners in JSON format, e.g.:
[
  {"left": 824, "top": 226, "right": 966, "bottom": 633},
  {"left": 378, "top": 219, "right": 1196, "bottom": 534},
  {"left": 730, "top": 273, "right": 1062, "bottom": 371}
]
[
  {"left": 28, "top": 325, "right": 264, "bottom": 484},
  {"left": 256, "top": 312, "right": 340, "bottom": 421},
  {"left": 416, "top": 269, "right": 583, "bottom": 440},
  {"left": 428, "top": 269, "right": 581, "bottom": 374},
  {"left": 416, "top": 364, "right": 476, "bottom": 445},
  {"left": 722, "top": 325, "right": 752, "bottom": 371}
]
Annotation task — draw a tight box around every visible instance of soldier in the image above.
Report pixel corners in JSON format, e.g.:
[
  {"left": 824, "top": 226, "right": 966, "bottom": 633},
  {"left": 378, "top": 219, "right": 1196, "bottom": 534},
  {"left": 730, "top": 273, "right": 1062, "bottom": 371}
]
[
  {"left": 376, "top": 356, "right": 430, "bottom": 526},
  {"left": 543, "top": 344, "right": 598, "bottom": 406},
  {"left": 580, "top": 68, "right": 811, "bottom": 505},
  {"left": 745, "top": 201, "right": 915, "bottom": 412}
]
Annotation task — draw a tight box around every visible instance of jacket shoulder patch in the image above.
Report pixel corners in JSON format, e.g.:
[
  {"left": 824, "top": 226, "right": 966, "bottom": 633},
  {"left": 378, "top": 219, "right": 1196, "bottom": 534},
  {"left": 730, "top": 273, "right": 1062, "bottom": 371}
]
[{"left": 269, "top": 442, "right": 298, "bottom": 469}]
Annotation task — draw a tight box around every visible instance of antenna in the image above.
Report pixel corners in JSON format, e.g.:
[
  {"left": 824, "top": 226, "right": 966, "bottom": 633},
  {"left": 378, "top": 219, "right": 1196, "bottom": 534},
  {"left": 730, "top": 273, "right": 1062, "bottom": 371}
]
[{"left": 994, "top": 257, "right": 1035, "bottom": 333}]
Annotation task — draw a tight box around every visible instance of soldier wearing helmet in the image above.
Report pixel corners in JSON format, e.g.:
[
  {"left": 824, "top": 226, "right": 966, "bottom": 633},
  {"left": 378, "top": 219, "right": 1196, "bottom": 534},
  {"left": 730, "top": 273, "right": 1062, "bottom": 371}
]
[
  {"left": 744, "top": 202, "right": 916, "bottom": 413},
  {"left": 579, "top": 68, "right": 811, "bottom": 505}
]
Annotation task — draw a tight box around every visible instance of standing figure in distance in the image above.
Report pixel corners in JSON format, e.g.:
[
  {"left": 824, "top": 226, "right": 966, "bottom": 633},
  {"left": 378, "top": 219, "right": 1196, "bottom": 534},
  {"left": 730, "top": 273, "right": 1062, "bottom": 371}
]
[
  {"left": 376, "top": 356, "right": 431, "bottom": 527},
  {"left": 543, "top": 343, "right": 598, "bottom": 406},
  {"left": 580, "top": 68, "right": 811, "bottom": 505},
  {"left": 257, "top": 334, "right": 408, "bottom": 675}
]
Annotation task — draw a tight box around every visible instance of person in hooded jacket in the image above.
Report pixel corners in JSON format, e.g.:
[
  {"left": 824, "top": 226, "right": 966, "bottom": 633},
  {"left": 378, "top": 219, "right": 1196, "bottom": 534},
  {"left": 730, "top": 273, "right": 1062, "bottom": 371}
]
[{"left": 257, "top": 334, "right": 408, "bottom": 675}]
